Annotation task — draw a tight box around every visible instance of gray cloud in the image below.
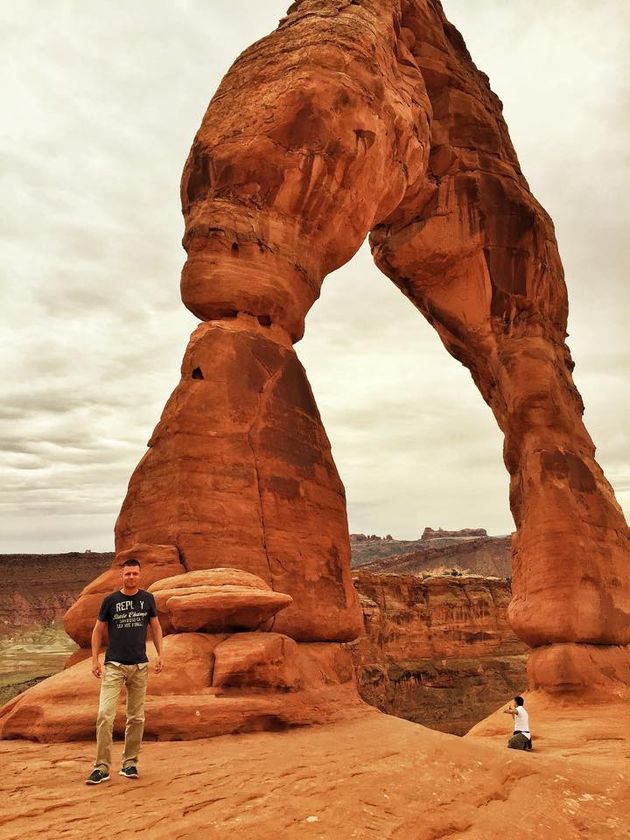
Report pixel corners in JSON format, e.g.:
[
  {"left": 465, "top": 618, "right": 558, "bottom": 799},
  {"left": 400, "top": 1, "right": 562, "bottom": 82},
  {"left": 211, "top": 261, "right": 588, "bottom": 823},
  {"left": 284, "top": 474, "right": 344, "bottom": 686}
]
[{"left": 1, "top": 1, "right": 628, "bottom": 552}]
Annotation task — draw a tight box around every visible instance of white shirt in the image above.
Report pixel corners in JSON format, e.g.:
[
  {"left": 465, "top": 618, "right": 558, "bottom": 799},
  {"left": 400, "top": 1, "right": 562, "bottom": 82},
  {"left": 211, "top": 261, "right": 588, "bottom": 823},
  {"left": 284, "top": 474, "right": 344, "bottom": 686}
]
[{"left": 513, "top": 706, "right": 530, "bottom": 734}]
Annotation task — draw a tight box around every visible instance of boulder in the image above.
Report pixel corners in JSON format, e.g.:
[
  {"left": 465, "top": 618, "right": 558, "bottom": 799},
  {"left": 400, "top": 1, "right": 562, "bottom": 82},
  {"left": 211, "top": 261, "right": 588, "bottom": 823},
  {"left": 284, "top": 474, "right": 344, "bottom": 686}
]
[
  {"left": 148, "top": 569, "right": 293, "bottom": 634},
  {"left": 212, "top": 633, "right": 301, "bottom": 690}
]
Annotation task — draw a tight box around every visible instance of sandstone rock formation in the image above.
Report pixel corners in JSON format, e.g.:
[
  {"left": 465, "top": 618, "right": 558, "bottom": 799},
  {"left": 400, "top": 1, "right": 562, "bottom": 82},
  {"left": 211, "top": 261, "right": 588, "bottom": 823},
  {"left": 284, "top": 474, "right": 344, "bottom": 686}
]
[
  {"left": 70, "top": 0, "right": 630, "bottom": 693},
  {"left": 2, "top": 0, "right": 628, "bottom": 742},
  {"left": 175, "top": 0, "right": 630, "bottom": 685},
  {"left": 0, "top": 632, "right": 359, "bottom": 742},
  {"left": 349, "top": 570, "right": 526, "bottom": 734},
  {"left": 115, "top": 321, "right": 363, "bottom": 644},
  {"left": 149, "top": 569, "right": 293, "bottom": 634}
]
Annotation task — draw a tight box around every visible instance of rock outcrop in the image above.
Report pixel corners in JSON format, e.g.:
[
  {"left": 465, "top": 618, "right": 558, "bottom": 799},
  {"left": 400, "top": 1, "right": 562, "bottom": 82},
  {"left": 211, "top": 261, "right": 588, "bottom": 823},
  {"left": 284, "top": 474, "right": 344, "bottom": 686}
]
[
  {"left": 349, "top": 571, "right": 527, "bottom": 734},
  {"left": 356, "top": 534, "right": 512, "bottom": 578},
  {"left": 0, "top": 632, "right": 359, "bottom": 742},
  {"left": 115, "top": 323, "right": 363, "bottom": 644},
  {"left": 149, "top": 569, "right": 293, "bottom": 634}
]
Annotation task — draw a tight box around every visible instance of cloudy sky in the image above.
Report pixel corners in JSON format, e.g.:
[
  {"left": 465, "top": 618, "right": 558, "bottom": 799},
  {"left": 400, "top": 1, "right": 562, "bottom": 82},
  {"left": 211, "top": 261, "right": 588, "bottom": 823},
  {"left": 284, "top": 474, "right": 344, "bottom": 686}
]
[{"left": 1, "top": 1, "right": 628, "bottom": 553}]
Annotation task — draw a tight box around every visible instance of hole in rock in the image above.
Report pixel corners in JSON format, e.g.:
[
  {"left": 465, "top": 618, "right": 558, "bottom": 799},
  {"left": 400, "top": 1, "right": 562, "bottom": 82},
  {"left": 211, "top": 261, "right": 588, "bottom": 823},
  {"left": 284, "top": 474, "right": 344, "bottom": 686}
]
[
  {"left": 257, "top": 315, "right": 271, "bottom": 327},
  {"left": 192, "top": 367, "right": 204, "bottom": 380},
  {"left": 297, "top": 240, "right": 511, "bottom": 542},
  {"left": 231, "top": 242, "right": 239, "bottom": 256}
]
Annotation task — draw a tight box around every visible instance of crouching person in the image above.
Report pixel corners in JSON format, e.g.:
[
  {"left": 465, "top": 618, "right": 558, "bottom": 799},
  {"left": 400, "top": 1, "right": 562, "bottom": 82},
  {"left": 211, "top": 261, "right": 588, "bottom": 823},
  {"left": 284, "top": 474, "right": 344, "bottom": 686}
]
[
  {"left": 86, "top": 558, "right": 164, "bottom": 785},
  {"left": 503, "top": 695, "right": 533, "bottom": 751}
]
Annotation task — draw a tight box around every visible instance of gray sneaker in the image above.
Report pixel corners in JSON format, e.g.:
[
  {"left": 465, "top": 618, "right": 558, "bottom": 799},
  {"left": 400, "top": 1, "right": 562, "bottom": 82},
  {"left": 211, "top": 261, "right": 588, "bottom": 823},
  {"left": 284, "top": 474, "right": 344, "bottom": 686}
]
[
  {"left": 86, "top": 769, "right": 110, "bottom": 785},
  {"left": 119, "top": 765, "right": 139, "bottom": 779}
]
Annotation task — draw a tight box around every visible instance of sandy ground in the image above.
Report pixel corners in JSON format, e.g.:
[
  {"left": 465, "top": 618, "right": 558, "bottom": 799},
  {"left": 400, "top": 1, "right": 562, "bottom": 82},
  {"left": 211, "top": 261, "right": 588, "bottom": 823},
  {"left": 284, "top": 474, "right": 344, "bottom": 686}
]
[{"left": 0, "top": 696, "right": 628, "bottom": 840}]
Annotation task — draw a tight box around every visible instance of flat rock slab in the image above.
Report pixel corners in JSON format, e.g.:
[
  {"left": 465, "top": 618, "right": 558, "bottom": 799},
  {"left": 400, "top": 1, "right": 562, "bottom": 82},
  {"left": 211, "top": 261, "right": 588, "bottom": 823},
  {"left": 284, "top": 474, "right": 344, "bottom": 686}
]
[
  {"left": 150, "top": 568, "right": 272, "bottom": 592},
  {"left": 157, "top": 587, "right": 292, "bottom": 633}
]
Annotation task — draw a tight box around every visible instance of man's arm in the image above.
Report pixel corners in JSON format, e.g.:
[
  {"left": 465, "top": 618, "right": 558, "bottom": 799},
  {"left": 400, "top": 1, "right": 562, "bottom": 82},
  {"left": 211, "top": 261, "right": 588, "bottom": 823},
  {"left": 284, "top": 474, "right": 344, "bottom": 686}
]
[
  {"left": 149, "top": 616, "right": 164, "bottom": 673},
  {"left": 502, "top": 706, "right": 517, "bottom": 717},
  {"left": 91, "top": 620, "right": 107, "bottom": 678}
]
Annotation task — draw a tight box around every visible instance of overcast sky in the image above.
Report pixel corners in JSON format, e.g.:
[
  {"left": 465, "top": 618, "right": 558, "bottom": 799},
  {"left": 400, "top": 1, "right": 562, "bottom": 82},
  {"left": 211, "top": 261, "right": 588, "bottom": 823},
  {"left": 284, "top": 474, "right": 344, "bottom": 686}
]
[{"left": 1, "top": 1, "right": 628, "bottom": 553}]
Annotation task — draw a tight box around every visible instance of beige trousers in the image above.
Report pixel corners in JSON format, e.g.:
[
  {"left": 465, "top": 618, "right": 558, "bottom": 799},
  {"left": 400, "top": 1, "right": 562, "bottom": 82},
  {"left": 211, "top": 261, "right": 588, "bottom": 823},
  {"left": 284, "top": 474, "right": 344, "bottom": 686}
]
[{"left": 95, "top": 662, "right": 148, "bottom": 771}]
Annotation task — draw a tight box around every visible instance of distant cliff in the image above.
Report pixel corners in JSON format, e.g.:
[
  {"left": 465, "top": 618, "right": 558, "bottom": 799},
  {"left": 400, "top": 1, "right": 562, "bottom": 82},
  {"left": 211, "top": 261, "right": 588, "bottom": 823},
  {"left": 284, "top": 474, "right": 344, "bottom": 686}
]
[
  {"left": 0, "top": 552, "right": 113, "bottom": 637},
  {"left": 0, "top": 536, "right": 513, "bottom": 634},
  {"left": 351, "top": 531, "right": 512, "bottom": 578},
  {"left": 348, "top": 570, "right": 526, "bottom": 735}
]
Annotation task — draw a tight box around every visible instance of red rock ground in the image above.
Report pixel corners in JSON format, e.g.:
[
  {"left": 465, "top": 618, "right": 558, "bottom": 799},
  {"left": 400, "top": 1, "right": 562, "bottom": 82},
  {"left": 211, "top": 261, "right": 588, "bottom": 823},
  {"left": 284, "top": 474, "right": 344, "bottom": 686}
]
[{"left": 1, "top": 694, "right": 627, "bottom": 839}]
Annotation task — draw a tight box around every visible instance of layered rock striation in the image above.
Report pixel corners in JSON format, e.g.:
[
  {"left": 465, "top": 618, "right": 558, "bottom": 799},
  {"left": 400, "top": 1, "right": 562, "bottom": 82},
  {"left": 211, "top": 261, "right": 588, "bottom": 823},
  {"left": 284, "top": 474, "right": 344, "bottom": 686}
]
[
  {"left": 355, "top": 534, "right": 512, "bottom": 577},
  {"left": 349, "top": 570, "right": 526, "bottom": 734},
  {"left": 0, "top": 553, "right": 112, "bottom": 637}
]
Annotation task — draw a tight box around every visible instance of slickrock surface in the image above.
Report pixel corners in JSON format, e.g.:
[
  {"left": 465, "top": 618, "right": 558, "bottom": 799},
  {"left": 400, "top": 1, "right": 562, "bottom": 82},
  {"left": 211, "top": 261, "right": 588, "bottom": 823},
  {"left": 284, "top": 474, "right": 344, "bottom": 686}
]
[
  {"left": 0, "top": 699, "right": 627, "bottom": 839},
  {"left": 349, "top": 571, "right": 526, "bottom": 734}
]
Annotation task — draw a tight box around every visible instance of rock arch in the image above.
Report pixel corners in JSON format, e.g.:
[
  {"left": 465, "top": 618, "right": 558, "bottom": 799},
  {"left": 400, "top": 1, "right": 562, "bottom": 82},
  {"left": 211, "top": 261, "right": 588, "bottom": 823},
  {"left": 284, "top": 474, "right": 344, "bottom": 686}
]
[{"left": 114, "top": 0, "right": 629, "bottom": 679}]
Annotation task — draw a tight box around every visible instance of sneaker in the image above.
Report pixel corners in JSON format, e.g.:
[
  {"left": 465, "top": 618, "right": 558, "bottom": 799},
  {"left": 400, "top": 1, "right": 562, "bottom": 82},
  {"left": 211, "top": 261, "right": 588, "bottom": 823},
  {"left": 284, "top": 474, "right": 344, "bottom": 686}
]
[
  {"left": 119, "top": 765, "right": 139, "bottom": 779},
  {"left": 86, "top": 769, "right": 110, "bottom": 785}
]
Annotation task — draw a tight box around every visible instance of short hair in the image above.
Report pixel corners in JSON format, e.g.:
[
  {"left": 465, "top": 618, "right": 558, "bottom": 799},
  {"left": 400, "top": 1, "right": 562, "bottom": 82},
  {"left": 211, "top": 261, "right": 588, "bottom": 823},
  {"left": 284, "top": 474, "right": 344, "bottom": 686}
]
[
  {"left": 122, "top": 558, "right": 141, "bottom": 568},
  {"left": 514, "top": 695, "right": 524, "bottom": 706}
]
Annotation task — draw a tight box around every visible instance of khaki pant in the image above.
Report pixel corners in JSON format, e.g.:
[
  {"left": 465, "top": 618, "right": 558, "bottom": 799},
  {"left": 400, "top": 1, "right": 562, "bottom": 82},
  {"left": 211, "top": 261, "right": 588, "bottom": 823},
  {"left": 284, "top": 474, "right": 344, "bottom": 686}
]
[{"left": 95, "top": 662, "right": 148, "bottom": 771}]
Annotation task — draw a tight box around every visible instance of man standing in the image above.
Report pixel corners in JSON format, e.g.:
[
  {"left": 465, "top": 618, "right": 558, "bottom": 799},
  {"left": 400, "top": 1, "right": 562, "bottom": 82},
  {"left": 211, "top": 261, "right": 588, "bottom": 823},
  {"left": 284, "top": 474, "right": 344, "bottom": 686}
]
[{"left": 86, "top": 558, "right": 164, "bottom": 785}]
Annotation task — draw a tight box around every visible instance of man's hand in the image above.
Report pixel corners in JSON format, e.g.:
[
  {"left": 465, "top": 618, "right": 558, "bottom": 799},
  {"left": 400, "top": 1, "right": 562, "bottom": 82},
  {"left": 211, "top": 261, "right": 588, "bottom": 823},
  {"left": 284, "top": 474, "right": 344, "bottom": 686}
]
[
  {"left": 92, "top": 660, "right": 102, "bottom": 679},
  {"left": 155, "top": 656, "right": 164, "bottom": 674}
]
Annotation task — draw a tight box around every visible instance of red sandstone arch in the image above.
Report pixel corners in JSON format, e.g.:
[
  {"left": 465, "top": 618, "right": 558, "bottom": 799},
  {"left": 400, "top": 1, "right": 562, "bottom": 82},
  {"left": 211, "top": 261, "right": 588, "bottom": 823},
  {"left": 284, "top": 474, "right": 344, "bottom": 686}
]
[{"left": 79, "top": 0, "right": 630, "bottom": 683}]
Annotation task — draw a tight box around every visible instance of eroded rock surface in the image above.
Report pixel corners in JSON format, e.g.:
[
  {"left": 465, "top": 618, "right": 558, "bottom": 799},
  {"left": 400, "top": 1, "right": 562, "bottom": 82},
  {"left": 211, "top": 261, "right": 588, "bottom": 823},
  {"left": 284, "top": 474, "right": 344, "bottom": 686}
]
[
  {"left": 0, "top": 633, "right": 359, "bottom": 742},
  {"left": 115, "top": 322, "right": 363, "bottom": 644},
  {"left": 1, "top": 702, "right": 629, "bottom": 840}
]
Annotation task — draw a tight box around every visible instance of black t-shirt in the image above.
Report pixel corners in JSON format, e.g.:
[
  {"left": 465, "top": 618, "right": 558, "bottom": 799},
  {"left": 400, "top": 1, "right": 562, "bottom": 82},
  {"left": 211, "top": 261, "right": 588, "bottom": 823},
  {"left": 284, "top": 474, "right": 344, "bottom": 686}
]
[{"left": 98, "top": 589, "right": 157, "bottom": 664}]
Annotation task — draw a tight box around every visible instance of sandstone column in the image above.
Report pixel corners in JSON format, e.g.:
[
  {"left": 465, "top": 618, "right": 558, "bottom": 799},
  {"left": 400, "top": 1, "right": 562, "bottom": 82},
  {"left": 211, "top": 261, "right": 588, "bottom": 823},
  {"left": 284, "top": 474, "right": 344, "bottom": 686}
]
[
  {"left": 115, "top": 0, "right": 432, "bottom": 642},
  {"left": 371, "top": 0, "right": 630, "bottom": 688}
]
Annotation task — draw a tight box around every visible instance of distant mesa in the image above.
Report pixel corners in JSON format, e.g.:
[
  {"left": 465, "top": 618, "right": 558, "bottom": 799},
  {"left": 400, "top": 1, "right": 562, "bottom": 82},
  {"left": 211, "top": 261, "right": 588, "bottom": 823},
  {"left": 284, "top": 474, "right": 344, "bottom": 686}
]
[
  {"left": 350, "top": 527, "right": 490, "bottom": 543},
  {"left": 421, "top": 527, "right": 488, "bottom": 541}
]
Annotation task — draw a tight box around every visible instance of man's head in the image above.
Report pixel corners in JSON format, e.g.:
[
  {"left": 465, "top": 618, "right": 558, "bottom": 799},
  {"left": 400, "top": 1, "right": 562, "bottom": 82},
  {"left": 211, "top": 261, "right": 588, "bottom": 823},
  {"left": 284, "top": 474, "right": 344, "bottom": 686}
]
[
  {"left": 121, "top": 558, "right": 141, "bottom": 591},
  {"left": 514, "top": 695, "right": 524, "bottom": 707}
]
